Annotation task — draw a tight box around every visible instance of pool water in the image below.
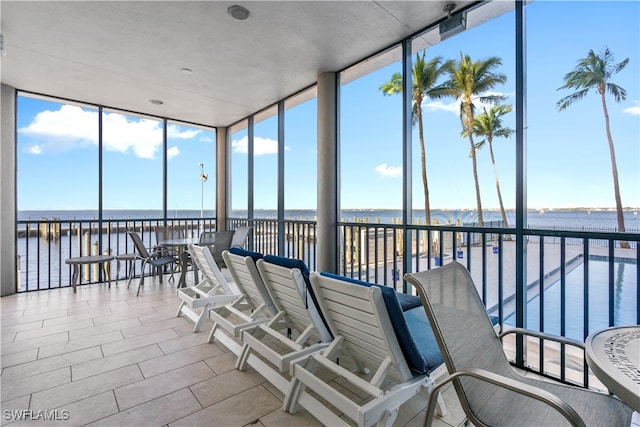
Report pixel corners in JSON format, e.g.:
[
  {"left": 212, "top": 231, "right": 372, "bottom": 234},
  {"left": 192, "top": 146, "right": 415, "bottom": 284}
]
[{"left": 505, "top": 259, "right": 638, "bottom": 341}]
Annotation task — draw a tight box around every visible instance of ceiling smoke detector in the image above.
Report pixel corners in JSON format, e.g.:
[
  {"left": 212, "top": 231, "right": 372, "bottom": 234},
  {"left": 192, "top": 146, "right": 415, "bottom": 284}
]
[{"left": 227, "top": 5, "right": 250, "bottom": 21}]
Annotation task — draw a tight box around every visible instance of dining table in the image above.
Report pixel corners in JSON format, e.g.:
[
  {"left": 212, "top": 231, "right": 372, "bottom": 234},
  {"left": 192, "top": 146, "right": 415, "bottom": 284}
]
[
  {"left": 157, "top": 237, "right": 199, "bottom": 288},
  {"left": 585, "top": 325, "right": 640, "bottom": 412}
]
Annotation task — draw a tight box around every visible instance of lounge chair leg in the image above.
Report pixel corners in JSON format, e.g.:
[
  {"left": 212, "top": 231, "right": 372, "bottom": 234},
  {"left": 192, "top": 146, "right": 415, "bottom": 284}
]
[
  {"left": 208, "top": 323, "right": 219, "bottom": 343},
  {"left": 236, "top": 343, "right": 251, "bottom": 371},
  {"left": 176, "top": 301, "right": 185, "bottom": 317},
  {"left": 283, "top": 376, "right": 306, "bottom": 414},
  {"left": 376, "top": 408, "right": 399, "bottom": 427}
]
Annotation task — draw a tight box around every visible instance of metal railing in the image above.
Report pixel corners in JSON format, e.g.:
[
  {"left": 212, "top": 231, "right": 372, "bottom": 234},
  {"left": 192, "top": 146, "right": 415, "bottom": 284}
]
[
  {"left": 16, "top": 216, "right": 217, "bottom": 292},
  {"left": 15, "top": 216, "right": 640, "bottom": 391}
]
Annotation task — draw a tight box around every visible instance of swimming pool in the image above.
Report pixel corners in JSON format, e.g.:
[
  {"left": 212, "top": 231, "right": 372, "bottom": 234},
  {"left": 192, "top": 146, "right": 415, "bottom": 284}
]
[{"left": 505, "top": 259, "right": 638, "bottom": 341}]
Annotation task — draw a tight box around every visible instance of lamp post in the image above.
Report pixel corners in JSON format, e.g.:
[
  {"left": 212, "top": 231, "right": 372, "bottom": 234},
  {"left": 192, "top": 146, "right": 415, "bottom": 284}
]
[{"left": 199, "top": 163, "right": 208, "bottom": 232}]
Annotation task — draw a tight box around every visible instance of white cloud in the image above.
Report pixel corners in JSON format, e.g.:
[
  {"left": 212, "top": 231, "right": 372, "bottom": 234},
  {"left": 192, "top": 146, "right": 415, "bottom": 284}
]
[
  {"left": 424, "top": 100, "right": 460, "bottom": 113},
  {"left": 231, "top": 136, "right": 290, "bottom": 155},
  {"left": 167, "top": 124, "right": 200, "bottom": 139},
  {"left": 200, "top": 135, "right": 214, "bottom": 143},
  {"left": 423, "top": 91, "right": 512, "bottom": 115},
  {"left": 622, "top": 101, "right": 640, "bottom": 116},
  {"left": 167, "top": 146, "right": 180, "bottom": 159},
  {"left": 18, "top": 105, "right": 200, "bottom": 159},
  {"left": 375, "top": 163, "right": 402, "bottom": 178}
]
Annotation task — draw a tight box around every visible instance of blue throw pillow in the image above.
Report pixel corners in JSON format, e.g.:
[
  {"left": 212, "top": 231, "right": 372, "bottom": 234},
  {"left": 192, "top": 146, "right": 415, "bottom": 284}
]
[
  {"left": 320, "top": 272, "right": 442, "bottom": 375},
  {"left": 229, "top": 246, "right": 263, "bottom": 262}
]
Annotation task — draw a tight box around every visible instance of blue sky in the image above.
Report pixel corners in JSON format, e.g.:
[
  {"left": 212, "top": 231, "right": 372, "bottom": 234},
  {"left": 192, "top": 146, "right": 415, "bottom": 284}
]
[{"left": 16, "top": 1, "right": 639, "bottom": 213}]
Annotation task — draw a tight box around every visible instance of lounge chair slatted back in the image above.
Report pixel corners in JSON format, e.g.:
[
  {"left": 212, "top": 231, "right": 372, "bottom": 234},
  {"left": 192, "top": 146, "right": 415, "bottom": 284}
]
[
  {"left": 257, "top": 256, "right": 331, "bottom": 343},
  {"left": 405, "top": 262, "right": 633, "bottom": 427},
  {"left": 282, "top": 272, "right": 446, "bottom": 427},
  {"left": 223, "top": 247, "right": 277, "bottom": 316},
  {"left": 176, "top": 244, "right": 241, "bottom": 332},
  {"left": 312, "top": 272, "right": 412, "bottom": 381}
]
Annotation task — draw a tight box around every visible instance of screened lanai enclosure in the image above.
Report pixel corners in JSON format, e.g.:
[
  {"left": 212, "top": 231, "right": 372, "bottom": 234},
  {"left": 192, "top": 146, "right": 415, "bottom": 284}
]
[{"left": 2, "top": 0, "right": 639, "bottom": 403}]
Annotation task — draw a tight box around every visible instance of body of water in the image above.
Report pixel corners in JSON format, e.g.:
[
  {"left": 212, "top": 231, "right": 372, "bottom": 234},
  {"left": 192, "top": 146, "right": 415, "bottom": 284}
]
[{"left": 18, "top": 209, "right": 640, "bottom": 232}]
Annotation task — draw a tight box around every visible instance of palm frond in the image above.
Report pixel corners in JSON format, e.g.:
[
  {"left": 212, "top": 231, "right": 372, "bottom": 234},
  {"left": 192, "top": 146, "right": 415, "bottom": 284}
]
[{"left": 557, "top": 88, "right": 589, "bottom": 110}]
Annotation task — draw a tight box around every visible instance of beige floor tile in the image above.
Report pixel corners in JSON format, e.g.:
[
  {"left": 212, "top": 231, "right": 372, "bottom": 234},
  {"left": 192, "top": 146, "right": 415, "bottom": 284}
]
[
  {"left": 1, "top": 320, "right": 44, "bottom": 338},
  {"left": 203, "top": 349, "right": 239, "bottom": 375},
  {"left": 0, "top": 347, "right": 39, "bottom": 369},
  {"left": 259, "top": 406, "right": 324, "bottom": 427},
  {"left": 72, "top": 344, "right": 163, "bottom": 381},
  {"left": 138, "top": 343, "right": 223, "bottom": 378},
  {"left": 189, "top": 365, "right": 266, "bottom": 408},
  {"left": 69, "top": 318, "right": 141, "bottom": 340},
  {"left": 1, "top": 332, "right": 69, "bottom": 357},
  {"left": 2, "top": 346, "right": 102, "bottom": 382},
  {"left": 86, "top": 388, "right": 202, "bottom": 427},
  {"left": 170, "top": 385, "right": 281, "bottom": 427},
  {"left": 101, "top": 328, "right": 179, "bottom": 356},
  {"left": 114, "top": 361, "right": 214, "bottom": 410},
  {"left": 157, "top": 330, "right": 210, "bottom": 354},
  {"left": 0, "top": 395, "right": 31, "bottom": 424},
  {"left": 91, "top": 307, "right": 157, "bottom": 325},
  {"left": 1, "top": 366, "right": 70, "bottom": 402},
  {"left": 121, "top": 316, "right": 189, "bottom": 338},
  {"left": 30, "top": 364, "right": 143, "bottom": 410},
  {"left": 48, "top": 391, "right": 119, "bottom": 427},
  {"left": 38, "top": 330, "right": 123, "bottom": 359},
  {"left": 14, "top": 319, "right": 94, "bottom": 342}
]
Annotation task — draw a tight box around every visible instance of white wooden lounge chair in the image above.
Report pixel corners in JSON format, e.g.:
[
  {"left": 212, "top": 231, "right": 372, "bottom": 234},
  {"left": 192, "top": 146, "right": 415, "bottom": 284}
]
[
  {"left": 404, "top": 262, "right": 634, "bottom": 427},
  {"left": 236, "top": 255, "right": 332, "bottom": 383},
  {"left": 206, "top": 247, "right": 278, "bottom": 350},
  {"left": 175, "top": 244, "right": 241, "bottom": 332},
  {"left": 284, "top": 272, "right": 446, "bottom": 427}
]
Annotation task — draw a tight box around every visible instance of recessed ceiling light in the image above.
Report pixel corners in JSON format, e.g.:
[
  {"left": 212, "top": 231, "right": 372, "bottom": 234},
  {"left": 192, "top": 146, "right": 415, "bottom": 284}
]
[
  {"left": 227, "top": 5, "right": 250, "bottom": 21},
  {"left": 181, "top": 68, "right": 193, "bottom": 75},
  {"left": 149, "top": 99, "right": 164, "bottom": 105}
]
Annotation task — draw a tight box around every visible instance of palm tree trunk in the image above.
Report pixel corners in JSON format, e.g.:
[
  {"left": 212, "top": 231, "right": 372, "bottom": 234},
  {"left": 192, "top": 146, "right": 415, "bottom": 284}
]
[
  {"left": 467, "top": 104, "right": 483, "bottom": 226},
  {"left": 417, "top": 104, "right": 431, "bottom": 225},
  {"left": 600, "top": 90, "right": 628, "bottom": 248},
  {"left": 488, "top": 137, "right": 508, "bottom": 227}
]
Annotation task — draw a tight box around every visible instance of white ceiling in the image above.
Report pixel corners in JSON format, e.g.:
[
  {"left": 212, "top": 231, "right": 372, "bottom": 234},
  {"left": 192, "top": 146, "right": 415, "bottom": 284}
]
[{"left": 0, "top": 1, "right": 476, "bottom": 128}]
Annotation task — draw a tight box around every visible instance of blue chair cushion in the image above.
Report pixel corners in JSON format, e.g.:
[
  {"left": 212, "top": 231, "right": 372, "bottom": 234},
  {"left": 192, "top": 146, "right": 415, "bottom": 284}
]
[
  {"left": 320, "top": 272, "right": 442, "bottom": 375},
  {"left": 263, "top": 255, "right": 332, "bottom": 338},
  {"left": 229, "top": 246, "right": 263, "bottom": 262},
  {"left": 316, "top": 273, "right": 421, "bottom": 311}
]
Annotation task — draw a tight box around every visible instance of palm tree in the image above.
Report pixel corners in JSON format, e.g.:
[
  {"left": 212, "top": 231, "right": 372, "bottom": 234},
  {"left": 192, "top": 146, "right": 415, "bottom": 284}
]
[
  {"left": 380, "top": 52, "right": 448, "bottom": 225},
  {"left": 466, "top": 105, "right": 513, "bottom": 227},
  {"left": 438, "top": 53, "right": 507, "bottom": 226},
  {"left": 557, "top": 48, "right": 629, "bottom": 243}
]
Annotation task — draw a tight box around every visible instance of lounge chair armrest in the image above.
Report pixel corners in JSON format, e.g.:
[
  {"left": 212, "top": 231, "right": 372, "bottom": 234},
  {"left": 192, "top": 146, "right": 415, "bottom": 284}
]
[
  {"left": 499, "top": 328, "right": 585, "bottom": 350},
  {"left": 425, "top": 368, "right": 586, "bottom": 427}
]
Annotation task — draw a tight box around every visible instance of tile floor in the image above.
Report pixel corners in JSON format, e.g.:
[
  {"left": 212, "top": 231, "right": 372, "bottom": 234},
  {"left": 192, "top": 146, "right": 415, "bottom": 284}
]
[
  {"left": 3, "top": 274, "right": 637, "bottom": 427},
  {"left": 0, "top": 274, "right": 468, "bottom": 427}
]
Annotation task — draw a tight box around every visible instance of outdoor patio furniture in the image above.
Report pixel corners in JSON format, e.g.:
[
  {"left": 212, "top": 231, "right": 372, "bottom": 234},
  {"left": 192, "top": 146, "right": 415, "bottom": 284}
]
[
  {"left": 115, "top": 252, "right": 138, "bottom": 284},
  {"left": 230, "top": 225, "right": 252, "bottom": 249},
  {"left": 283, "top": 272, "right": 446, "bottom": 427},
  {"left": 199, "top": 230, "right": 234, "bottom": 268},
  {"left": 206, "top": 247, "right": 278, "bottom": 347},
  {"left": 236, "top": 255, "right": 332, "bottom": 379},
  {"left": 404, "top": 261, "right": 634, "bottom": 427},
  {"left": 126, "top": 231, "right": 177, "bottom": 296},
  {"left": 176, "top": 244, "right": 241, "bottom": 332}
]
